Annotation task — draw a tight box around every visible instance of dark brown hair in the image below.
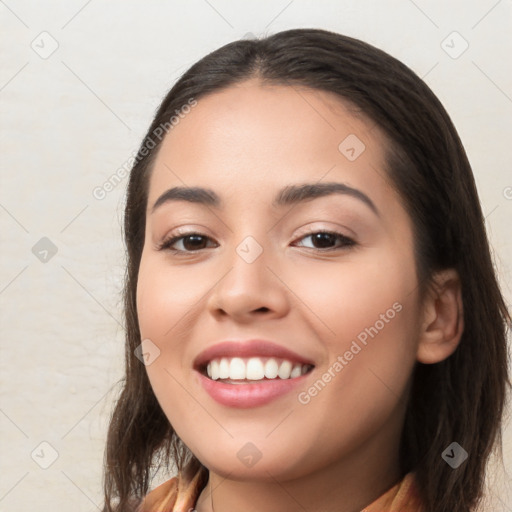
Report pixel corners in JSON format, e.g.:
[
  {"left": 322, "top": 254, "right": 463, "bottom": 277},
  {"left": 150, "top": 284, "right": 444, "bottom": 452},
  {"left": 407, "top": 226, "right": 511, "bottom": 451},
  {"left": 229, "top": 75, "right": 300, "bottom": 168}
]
[{"left": 102, "top": 28, "right": 511, "bottom": 511}]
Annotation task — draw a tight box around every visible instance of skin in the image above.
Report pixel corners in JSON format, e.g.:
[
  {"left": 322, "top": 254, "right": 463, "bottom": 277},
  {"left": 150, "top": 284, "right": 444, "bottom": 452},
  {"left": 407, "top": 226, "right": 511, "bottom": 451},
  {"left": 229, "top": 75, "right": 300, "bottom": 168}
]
[{"left": 136, "top": 78, "right": 463, "bottom": 512}]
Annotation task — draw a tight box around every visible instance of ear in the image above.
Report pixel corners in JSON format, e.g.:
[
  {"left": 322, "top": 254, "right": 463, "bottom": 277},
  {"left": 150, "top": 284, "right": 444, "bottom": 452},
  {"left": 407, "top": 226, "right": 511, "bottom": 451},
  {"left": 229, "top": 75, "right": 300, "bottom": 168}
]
[{"left": 416, "top": 268, "right": 464, "bottom": 364}]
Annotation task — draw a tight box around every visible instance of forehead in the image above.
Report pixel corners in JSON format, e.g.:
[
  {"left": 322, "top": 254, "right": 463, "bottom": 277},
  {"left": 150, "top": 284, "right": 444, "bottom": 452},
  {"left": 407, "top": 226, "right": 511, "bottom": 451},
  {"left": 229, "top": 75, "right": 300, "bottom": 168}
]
[{"left": 148, "top": 79, "right": 393, "bottom": 210}]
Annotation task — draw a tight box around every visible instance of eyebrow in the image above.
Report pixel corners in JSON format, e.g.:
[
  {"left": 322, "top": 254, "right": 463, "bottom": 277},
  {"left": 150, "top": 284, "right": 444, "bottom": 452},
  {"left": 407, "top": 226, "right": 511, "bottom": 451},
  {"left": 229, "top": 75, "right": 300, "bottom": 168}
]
[{"left": 150, "top": 181, "right": 379, "bottom": 217}]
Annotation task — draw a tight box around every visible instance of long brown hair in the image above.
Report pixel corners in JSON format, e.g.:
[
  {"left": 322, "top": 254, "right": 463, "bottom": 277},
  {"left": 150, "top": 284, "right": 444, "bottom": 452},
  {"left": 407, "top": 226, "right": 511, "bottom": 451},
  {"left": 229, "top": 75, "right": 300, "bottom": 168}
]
[{"left": 102, "top": 28, "right": 511, "bottom": 512}]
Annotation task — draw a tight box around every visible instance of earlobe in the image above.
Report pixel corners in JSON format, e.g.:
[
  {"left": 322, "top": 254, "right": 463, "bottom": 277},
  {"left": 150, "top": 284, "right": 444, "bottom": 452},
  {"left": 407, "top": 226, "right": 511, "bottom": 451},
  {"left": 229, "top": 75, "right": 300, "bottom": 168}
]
[{"left": 416, "top": 269, "right": 464, "bottom": 364}]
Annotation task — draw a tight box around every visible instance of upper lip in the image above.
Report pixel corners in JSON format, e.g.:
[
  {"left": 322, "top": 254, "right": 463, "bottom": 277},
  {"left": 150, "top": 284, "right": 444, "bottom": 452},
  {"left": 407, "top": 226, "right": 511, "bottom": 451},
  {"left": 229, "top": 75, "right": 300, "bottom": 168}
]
[{"left": 193, "top": 339, "right": 316, "bottom": 370}]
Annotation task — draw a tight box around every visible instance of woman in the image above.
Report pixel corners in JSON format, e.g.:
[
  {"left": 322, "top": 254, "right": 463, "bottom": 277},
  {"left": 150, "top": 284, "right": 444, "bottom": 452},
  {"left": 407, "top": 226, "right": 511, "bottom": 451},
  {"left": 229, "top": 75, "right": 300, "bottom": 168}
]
[{"left": 102, "top": 28, "right": 510, "bottom": 512}]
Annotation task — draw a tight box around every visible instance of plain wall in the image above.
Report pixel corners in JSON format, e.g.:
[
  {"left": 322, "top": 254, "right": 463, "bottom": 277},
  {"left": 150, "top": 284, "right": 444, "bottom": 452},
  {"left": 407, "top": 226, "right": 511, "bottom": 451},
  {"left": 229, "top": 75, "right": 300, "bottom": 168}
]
[{"left": 0, "top": 1, "right": 510, "bottom": 510}]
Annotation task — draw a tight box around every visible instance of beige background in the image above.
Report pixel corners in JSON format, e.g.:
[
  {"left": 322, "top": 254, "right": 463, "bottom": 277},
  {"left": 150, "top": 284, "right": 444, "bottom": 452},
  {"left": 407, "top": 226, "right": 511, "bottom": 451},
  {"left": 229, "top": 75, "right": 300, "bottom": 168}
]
[{"left": 0, "top": 0, "right": 510, "bottom": 510}]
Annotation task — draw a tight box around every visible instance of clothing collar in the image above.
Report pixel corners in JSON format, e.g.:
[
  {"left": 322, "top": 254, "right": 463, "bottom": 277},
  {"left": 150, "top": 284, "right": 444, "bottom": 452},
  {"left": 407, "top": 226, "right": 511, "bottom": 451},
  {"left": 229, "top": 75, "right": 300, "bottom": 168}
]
[{"left": 138, "top": 465, "right": 423, "bottom": 512}]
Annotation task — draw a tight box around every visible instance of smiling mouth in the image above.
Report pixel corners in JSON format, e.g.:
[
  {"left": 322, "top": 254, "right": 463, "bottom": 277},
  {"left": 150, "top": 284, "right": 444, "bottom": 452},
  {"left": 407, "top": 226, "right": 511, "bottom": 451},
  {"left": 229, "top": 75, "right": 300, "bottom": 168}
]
[{"left": 201, "top": 356, "right": 315, "bottom": 383}]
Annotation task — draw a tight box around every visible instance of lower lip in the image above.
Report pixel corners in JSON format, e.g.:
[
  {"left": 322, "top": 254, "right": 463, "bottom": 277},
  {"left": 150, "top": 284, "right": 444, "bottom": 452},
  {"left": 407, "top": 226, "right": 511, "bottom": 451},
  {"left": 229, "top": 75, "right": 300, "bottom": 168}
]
[{"left": 197, "top": 371, "right": 311, "bottom": 408}]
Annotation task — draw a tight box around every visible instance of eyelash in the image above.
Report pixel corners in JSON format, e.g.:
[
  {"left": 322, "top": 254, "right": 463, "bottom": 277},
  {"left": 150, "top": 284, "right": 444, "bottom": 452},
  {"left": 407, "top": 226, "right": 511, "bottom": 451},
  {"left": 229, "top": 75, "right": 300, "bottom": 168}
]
[{"left": 156, "top": 229, "right": 356, "bottom": 254}]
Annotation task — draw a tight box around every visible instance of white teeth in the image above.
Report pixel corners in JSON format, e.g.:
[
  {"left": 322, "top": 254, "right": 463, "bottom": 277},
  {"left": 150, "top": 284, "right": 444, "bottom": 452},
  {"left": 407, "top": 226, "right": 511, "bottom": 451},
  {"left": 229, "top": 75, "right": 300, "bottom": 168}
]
[
  {"left": 246, "top": 357, "right": 265, "bottom": 380},
  {"left": 278, "top": 360, "right": 292, "bottom": 379},
  {"left": 290, "top": 364, "right": 302, "bottom": 378},
  {"left": 229, "top": 357, "right": 245, "bottom": 379},
  {"left": 264, "top": 358, "right": 279, "bottom": 379},
  {"left": 210, "top": 359, "right": 219, "bottom": 380},
  {"left": 206, "top": 357, "right": 310, "bottom": 381},
  {"left": 204, "top": 357, "right": 312, "bottom": 381},
  {"left": 219, "top": 357, "right": 230, "bottom": 379}
]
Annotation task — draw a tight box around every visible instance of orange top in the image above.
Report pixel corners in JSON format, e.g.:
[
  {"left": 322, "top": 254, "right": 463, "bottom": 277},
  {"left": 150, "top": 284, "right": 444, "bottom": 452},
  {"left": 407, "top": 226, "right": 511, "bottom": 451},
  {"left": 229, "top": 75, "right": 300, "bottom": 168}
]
[{"left": 137, "top": 466, "right": 423, "bottom": 512}]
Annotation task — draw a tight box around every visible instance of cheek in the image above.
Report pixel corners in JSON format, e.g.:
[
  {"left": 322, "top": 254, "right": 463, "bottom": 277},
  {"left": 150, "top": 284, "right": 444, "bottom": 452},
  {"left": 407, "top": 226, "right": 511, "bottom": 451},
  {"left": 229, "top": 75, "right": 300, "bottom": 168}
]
[
  {"left": 288, "top": 246, "right": 418, "bottom": 347},
  {"left": 294, "top": 249, "right": 419, "bottom": 432},
  {"left": 288, "top": 269, "right": 418, "bottom": 471},
  {"left": 291, "top": 247, "right": 419, "bottom": 406},
  {"left": 135, "top": 251, "right": 223, "bottom": 396},
  {"left": 136, "top": 254, "right": 205, "bottom": 339},
  {"left": 136, "top": 254, "right": 207, "bottom": 434}
]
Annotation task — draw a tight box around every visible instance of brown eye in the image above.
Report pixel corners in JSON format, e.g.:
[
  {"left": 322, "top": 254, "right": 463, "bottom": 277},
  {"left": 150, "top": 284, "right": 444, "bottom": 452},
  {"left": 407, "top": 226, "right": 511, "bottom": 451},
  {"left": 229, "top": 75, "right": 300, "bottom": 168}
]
[
  {"left": 293, "top": 231, "right": 356, "bottom": 251},
  {"left": 158, "top": 233, "right": 217, "bottom": 252}
]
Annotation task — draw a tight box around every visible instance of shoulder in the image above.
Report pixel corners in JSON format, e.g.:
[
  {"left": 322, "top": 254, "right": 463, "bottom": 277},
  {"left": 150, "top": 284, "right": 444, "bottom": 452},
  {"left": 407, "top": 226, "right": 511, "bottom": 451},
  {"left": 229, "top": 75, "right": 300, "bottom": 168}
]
[
  {"left": 362, "top": 471, "right": 424, "bottom": 512},
  {"left": 137, "top": 463, "right": 208, "bottom": 512},
  {"left": 137, "top": 477, "right": 179, "bottom": 512}
]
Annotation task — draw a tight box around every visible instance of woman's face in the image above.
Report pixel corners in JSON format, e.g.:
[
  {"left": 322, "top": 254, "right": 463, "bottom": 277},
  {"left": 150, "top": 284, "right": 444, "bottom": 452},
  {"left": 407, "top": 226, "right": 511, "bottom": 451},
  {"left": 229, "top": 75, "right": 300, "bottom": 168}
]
[{"left": 136, "top": 79, "right": 423, "bottom": 481}]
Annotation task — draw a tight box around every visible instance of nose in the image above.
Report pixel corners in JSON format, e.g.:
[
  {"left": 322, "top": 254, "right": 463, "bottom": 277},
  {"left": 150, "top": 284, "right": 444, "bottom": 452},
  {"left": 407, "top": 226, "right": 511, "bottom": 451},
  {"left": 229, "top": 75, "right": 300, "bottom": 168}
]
[{"left": 206, "top": 239, "right": 290, "bottom": 323}]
